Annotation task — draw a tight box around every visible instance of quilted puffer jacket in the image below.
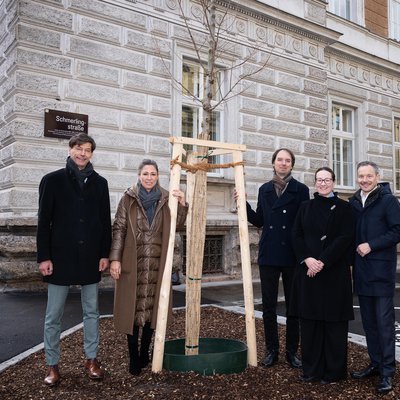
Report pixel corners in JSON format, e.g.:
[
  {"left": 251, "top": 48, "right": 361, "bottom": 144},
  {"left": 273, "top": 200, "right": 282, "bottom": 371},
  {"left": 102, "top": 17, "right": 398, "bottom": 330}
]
[{"left": 110, "top": 185, "right": 188, "bottom": 334}]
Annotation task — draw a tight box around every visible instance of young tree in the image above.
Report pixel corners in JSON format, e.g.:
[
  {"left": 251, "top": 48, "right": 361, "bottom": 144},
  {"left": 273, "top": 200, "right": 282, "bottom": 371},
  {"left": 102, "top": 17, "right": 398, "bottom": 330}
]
[{"left": 157, "top": 0, "right": 272, "bottom": 356}]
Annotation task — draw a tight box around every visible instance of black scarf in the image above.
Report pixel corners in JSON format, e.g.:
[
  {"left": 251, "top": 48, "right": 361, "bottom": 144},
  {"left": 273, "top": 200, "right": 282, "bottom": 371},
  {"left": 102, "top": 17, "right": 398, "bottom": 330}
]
[
  {"left": 272, "top": 173, "right": 292, "bottom": 197},
  {"left": 138, "top": 185, "right": 161, "bottom": 225},
  {"left": 66, "top": 156, "right": 94, "bottom": 189}
]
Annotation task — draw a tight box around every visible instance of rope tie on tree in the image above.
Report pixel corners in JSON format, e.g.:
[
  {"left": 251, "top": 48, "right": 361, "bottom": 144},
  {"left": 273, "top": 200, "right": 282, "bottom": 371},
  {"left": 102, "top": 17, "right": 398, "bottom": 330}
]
[{"left": 170, "top": 156, "right": 245, "bottom": 173}]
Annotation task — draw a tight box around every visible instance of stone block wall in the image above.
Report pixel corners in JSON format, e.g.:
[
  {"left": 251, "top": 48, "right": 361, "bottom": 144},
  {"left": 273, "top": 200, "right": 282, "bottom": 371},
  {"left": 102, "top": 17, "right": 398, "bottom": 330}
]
[{"left": 0, "top": 0, "right": 399, "bottom": 289}]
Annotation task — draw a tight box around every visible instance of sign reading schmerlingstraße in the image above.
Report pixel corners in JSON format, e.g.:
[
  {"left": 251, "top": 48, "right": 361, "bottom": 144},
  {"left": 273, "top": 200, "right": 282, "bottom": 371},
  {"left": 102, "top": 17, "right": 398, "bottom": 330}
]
[{"left": 44, "top": 109, "right": 88, "bottom": 139}]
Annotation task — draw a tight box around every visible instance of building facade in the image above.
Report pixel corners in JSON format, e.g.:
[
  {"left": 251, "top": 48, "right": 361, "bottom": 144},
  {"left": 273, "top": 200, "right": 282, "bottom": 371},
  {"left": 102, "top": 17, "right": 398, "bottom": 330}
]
[{"left": 0, "top": 0, "right": 399, "bottom": 289}]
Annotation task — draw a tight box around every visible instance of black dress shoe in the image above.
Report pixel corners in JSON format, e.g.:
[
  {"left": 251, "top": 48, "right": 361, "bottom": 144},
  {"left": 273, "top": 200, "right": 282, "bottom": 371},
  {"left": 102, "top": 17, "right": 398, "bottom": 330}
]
[
  {"left": 286, "top": 351, "right": 302, "bottom": 368},
  {"left": 350, "top": 364, "right": 380, "bottom": 379},
  {"left": 377, "top": 376, "right": 392, "bottom": 394},
  {"left": 261, "top": 350, "right": 278, "bottom": 367},
  {"left": 300, "top": 375, "right": 318, "bottom": 383}
]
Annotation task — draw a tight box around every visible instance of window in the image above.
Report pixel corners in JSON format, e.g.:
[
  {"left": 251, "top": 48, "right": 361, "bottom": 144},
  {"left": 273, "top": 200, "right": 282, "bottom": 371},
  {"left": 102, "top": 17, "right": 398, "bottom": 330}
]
[
  {"left": 181, "top": 59, "right": 223, "bottom": 172},
  {"left": 331, "top": 104, "right": 355, "bottom": 188},
  {"left": 390, "top": 0, "right": 400, "bottom": 41},
  {"left": 329, "top": 0, "right": 363, "bottom": 24},
  {"left": 331, "top": 0, "right": 351, "bottom": 19},
  {"left": 394, "top": 118, "right": 400, "bottom": 190}
]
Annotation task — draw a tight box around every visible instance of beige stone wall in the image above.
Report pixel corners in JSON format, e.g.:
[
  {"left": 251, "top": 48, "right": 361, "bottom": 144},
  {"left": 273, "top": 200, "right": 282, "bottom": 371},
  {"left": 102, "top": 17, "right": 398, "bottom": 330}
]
[{"left": 0, "top": 0, "right": 399, "bottom": 289}]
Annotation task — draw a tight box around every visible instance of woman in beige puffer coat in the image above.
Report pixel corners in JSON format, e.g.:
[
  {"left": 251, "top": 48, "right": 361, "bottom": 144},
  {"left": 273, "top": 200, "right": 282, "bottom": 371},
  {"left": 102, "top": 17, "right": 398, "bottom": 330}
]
[{"left": 109, "top": 159, "right": 188, "bottom": 375}]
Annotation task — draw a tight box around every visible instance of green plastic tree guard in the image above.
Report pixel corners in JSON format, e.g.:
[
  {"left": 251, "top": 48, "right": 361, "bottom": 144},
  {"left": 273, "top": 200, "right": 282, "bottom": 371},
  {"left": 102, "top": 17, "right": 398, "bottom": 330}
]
[{"left": 163, "top": 337, "right": 248, "bottom": 375}]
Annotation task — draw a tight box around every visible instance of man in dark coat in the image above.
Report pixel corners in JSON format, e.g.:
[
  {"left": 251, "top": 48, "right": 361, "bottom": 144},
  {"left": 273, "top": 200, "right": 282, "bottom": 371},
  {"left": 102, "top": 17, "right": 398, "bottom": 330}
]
[
  {"left": 349, "top": 161, "right": 400, "bottom": 394},
  {"left": 37, "top": 133, "right": 111, "bottom": 386},
  {"left": 245, "top": 148, "right": 309, "bottom": 368}
]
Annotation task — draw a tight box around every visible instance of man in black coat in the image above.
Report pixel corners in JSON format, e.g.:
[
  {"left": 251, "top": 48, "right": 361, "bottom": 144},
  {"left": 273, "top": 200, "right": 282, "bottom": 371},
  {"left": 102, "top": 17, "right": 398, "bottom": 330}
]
[
  {"left": 245, "top": 148, "right": 309, "bottom": 368},
  {"left": 349, "top": 161, "right": 400, "bottom": 394},
  {"left": 37, "top": 133, "right": 111, "bottom": 386}
]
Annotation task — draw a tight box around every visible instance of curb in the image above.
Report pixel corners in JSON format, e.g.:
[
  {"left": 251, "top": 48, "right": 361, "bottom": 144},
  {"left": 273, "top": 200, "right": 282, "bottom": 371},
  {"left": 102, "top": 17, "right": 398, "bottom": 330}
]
[{"left": 2, "top": 305, "right": 399, "bottom": 374}]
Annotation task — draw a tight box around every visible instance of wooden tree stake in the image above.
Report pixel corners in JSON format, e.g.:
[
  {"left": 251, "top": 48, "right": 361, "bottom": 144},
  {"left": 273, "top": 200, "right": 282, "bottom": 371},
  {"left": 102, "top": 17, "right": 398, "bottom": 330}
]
[
  {"left": 153, "top": 137, "right": 257, "bottom": 372},
  {"left": 152, "top": 141, "right": 183, "bottom": 372}
]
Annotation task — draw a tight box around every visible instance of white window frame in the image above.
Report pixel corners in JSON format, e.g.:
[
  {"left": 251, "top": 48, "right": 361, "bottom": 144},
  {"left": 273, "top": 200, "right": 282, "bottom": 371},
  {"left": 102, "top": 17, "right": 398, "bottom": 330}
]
[
  {"left": 393, "top": 117, "right": 400, "bottom": 192},
  {"left": 329, "top": 0, "right": 364, "bottom": 25},
  {"left": 390, "top": 0, "right": 400, "bottom": 41},
  {"left": 176, "top": 56, "right": 225, "bottom": 177},
  {"left": 330, "top": 102, "right": 356, "bottom": 189}
]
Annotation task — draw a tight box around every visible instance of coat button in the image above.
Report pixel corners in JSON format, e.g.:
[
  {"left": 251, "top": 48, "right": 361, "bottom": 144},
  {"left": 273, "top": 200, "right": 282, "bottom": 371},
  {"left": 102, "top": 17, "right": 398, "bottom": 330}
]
[
  {"left": 282, "top": 225, "right": 286, "bottom": 229},
  {"left": 283, "top": 210, "right": 287, "bottom": 213},
  {"left": 269, "top": 225, "right": 273, "bottom": 229}
]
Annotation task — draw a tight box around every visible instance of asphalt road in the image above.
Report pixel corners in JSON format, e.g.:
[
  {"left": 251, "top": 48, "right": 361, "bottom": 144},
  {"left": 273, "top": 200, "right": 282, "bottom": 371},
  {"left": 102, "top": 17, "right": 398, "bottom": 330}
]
[{"left": 2, "top": 281, "right": 400, "bottom": 365}]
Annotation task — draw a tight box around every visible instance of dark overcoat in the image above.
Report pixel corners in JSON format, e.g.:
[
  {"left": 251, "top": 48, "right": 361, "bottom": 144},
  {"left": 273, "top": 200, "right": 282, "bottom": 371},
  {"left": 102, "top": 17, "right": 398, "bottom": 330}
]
[
  {"left": 291, "top": 194, "right": 355, "bottom": 321},
  {"left": 247, "top": 178, "right": 309, "bottom": 266},
  {"left": 109, "top": 186, "right": 187, "bottom": 335},
  {"left": 349, "top": 183, "right": 400, "bottom": 297},
  {"left": 36, "top": 166, "right": 112, "bottom": 285}
]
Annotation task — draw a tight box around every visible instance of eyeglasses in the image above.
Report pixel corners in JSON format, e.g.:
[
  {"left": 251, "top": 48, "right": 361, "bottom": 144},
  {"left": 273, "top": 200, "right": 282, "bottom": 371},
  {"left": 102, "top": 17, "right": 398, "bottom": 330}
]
[{"left": 315, "top": 178, "right": 333, "bottom": 184}]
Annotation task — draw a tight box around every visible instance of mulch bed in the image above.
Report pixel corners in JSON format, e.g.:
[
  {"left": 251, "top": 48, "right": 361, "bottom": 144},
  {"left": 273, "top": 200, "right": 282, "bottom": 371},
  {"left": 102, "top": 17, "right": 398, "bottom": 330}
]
[{"left": 0, "top": 306, "right": 399, "bottom": 399}]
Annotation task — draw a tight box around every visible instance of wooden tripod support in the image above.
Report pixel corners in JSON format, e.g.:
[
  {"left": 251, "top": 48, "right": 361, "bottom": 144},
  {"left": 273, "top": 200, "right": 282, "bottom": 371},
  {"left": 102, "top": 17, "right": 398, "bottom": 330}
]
[{"left": 152, "top": 136, "right": 257, "bottom": 372}]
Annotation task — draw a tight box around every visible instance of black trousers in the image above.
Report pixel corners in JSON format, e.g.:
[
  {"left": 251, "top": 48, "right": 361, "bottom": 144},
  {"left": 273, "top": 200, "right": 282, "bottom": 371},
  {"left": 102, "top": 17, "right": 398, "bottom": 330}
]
[
  {"left": 259, "top": 265, "right": 299, "bottom": 354},
  {"left": 300, "top": 319, "right": 348, "bottom": 382},
  {"left": 359, "top": 295, "right": 395, "bottom": 377}
]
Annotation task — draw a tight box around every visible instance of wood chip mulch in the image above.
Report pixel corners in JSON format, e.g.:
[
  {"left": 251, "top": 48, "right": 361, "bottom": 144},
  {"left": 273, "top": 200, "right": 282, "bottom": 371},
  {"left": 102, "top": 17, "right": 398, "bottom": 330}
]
[{"left": 0, "top": 306, "right": 399, "bottom": 399}]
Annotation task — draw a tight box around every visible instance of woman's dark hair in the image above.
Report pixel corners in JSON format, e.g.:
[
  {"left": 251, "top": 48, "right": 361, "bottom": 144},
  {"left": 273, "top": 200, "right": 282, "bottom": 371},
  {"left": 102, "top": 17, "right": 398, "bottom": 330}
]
[
  {"left": 314, "top": 166, "right": 336, "bottom": 182},
  {"left": 138, "top": 159, "right": 159, "bottom": 174},
  {"left": 271, "top": 148, "right": 295, "bottom": 167},
  {"left": 68, "top": 133, "right": 96, "bottom": 152}
]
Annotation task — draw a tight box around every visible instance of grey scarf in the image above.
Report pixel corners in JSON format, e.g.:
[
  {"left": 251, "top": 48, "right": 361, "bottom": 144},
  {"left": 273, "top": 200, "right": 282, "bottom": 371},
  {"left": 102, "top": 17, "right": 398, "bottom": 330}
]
[{"left": 138, "top": 185, "right": 161, "bottom": 225}]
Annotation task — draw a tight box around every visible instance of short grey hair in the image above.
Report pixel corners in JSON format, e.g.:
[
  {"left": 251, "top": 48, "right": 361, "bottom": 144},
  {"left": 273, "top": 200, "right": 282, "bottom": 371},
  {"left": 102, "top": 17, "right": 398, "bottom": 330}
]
[{"left": 357, "top": 161, "right": 380, "bottom": 175}]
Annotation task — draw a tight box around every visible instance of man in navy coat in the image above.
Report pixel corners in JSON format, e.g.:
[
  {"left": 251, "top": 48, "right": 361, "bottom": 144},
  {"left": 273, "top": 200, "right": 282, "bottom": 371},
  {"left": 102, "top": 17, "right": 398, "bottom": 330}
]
[
  {"left": 349, "top": 161, "right": 400, "bottom": 394},
  {"left": 37, "top": 133, "right": 111, "bottom": 386},
  {"left": 245, "top": 148, "right": 309, "bottom": 368}
]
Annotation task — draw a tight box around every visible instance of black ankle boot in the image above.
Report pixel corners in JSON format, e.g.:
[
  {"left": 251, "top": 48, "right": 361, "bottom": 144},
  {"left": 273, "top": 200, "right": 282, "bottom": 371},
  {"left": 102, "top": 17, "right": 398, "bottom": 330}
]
[
  {"left": 139, "top": 322, "right": 154, "bottom": 368},
  {"left": 127, "top": 327, "right": 141, "bottom": 376}
]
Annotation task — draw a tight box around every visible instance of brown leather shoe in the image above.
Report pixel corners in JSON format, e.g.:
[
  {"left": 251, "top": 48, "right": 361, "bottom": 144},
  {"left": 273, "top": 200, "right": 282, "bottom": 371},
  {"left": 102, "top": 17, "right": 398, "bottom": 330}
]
[
  {"left": 44, "top": 365, "right": 60, "bottom": 386},
  {"left": 85, "top": 358, "right": 104, "bottom": 380}
]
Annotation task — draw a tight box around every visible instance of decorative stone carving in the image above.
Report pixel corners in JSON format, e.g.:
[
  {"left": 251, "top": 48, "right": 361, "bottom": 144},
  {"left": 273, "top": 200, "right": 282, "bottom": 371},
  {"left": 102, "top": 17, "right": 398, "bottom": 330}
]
[
  {"left": 275, "top": 33, "right": 284, "bottom": 46},
  {"left": 309, "top": 45, "right": 317, "bottom": 58},
  {"left": 191, "top": 5, "right": 202, "bottom": 19},
  {"left": 293, "top": 39, "right": 301, "bottom": 52},
  {"left": 166, "top": 0, "right": 178, "bottom": 9},
  {"left": 236, "top": 20, "right": 246, "bottom": 34},
  {"left": 256, "top": 26, "right": 266, "bottom": 41}
]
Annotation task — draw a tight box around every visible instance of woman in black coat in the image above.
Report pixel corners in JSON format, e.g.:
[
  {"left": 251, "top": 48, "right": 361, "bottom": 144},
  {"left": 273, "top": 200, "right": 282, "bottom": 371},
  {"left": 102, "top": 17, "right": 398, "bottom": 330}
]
[{"left": 292, "top": 167, "right": 355, "bottom": 384}]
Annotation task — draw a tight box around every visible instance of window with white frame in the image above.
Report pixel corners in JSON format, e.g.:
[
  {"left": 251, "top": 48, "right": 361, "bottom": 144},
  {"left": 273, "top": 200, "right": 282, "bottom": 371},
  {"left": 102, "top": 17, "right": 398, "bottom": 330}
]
[
  {"left": 181, "top": 59, "right": 223, "bottom": 172},
  {"left": 390, "top": 0, "right": 400, "bottom": 41},
  {"left": 329, "top": 0, "right": 363, "bottom": 24},
  {"left": 331, "top": 104, "right": 355, "bottom": 188},
  {"left": 394, "top": 118, "right": 400, "bottom": 190}
]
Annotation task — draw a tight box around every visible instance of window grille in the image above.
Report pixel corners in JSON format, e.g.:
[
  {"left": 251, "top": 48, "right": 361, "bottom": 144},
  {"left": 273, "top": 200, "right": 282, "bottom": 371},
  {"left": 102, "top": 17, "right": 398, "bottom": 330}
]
[{"left": 182, "top": 235, "right": 223, "bottom": 275}]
